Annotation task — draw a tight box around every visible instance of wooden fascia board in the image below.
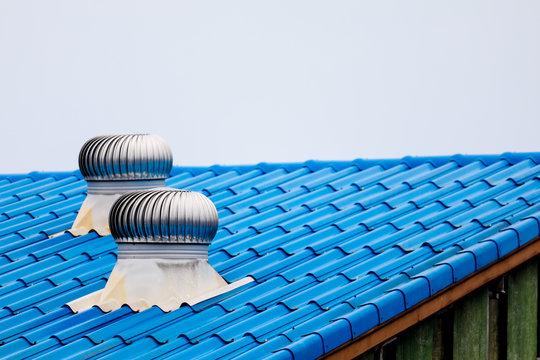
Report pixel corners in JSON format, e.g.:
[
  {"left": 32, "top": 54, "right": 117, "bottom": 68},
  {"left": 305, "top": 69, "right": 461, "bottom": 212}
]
[{"left": 320, "top": 237, "right": 540, "bottom": 360}]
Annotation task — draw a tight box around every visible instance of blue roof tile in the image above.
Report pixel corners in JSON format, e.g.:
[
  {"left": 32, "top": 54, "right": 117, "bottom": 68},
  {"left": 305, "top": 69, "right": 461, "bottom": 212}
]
[{"left": 0, "top": 153, "right": 539, "bottom": 359}]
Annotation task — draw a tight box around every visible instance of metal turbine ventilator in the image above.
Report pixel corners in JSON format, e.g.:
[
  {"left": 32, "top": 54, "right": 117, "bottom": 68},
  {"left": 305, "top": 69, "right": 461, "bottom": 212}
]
[
  {"left": 68, "top": 188, "right": 251, "bottom": 313},
  {"left": 71, "top": 134, "right": 172, "bottom": 235}
]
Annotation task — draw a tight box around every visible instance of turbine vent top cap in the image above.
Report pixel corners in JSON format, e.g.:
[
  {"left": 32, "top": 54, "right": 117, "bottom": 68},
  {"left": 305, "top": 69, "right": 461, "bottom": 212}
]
[
  {"left": 109, "top": 188, "right": 219, "bottom": 244},
  {"left": 79, "top": 134, "right": 173, "bottom": 181}
]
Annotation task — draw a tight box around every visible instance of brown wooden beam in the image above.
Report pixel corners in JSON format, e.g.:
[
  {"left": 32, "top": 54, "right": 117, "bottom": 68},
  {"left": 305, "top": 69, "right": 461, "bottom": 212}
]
[{"left": 320, "top": 237, "right": 540, "bottom": 360}]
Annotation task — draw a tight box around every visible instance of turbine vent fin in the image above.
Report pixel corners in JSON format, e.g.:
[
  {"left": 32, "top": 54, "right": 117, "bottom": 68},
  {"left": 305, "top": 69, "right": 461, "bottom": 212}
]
[
  {"left": 79, "top": 134, "right": 173, "bottom": 181},
  {"left": 109, "top": 188, "right": 219, "bottom": 244}
]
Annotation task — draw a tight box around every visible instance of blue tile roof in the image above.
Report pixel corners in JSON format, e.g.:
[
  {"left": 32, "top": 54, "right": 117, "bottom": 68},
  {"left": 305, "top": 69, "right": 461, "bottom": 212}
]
[{"left": 1, "top": 153, "right": 540, "bottom": 359}]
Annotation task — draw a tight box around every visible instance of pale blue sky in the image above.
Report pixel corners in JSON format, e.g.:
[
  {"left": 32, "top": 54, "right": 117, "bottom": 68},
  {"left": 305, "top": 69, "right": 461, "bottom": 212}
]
[{"left": 1, "top": 1, "right": 539, "bottom": 173}]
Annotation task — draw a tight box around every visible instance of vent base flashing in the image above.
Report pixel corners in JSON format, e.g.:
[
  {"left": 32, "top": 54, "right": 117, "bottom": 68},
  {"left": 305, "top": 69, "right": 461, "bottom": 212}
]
[
  {"left": 67, "top": 243, "right": 244, "bottom": 313},
  {"left": 67, "top": 276, "right": 252, "bottom": 313},
  {"left": 70, "top": 179, "right": 165, "bottom": 235}
]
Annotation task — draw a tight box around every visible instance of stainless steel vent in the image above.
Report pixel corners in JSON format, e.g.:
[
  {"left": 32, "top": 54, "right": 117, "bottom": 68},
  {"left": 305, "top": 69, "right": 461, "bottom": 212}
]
[
  {"left": 66, "top": 187, "right": 252, "bottom": 313},
  {"left": 109, "top": 189, "right": 218, "bottom": 244},
  {"left": 70, "top": 134, "right": 173, "bottom": 236}
]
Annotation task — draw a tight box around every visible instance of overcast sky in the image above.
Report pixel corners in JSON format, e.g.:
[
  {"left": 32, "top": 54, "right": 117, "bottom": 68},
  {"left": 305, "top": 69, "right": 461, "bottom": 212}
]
[{"left": 1, "top": 1, "right": 539, "bottom": 173}]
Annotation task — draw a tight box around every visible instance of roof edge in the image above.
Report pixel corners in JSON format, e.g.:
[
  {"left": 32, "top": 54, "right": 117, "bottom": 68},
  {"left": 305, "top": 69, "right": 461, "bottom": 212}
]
[
  {"left": 171, "top": 152, "right": 540, "bottom": 175},
  {"left": 319, "top": 236, "right": 540, "bottom": 360},
  {"left": 2, "top": 152, "right": 538, "bottom": 179}
]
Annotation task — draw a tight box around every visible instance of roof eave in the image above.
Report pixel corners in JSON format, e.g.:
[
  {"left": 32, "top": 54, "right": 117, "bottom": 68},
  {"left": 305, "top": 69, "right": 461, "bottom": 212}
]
[{"left": 320, "top": 237, "right": 540, "bottom": 360}]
